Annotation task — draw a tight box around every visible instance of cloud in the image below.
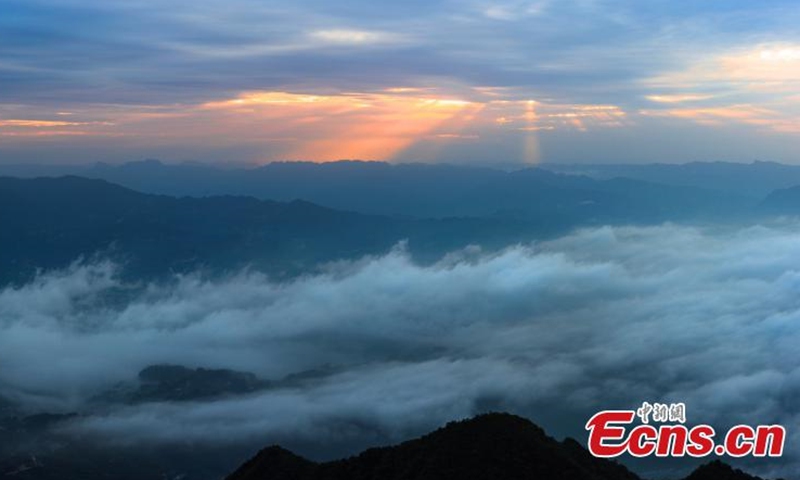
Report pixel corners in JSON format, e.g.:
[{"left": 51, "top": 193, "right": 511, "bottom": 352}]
[
  {"left": 0, "top": 89, "right": 634, "bottom": 163},
  {"left": 3, "top": 1, "right": 800, "bottom": 163},
  {"left": 642, "top": 42, "right": 800, "bottom": 133},
  {"left": 0, "top": 118, "right": 118, "bottom": 138},
  {"left": 480, "top": 0, "right": 550, "bottom": 21},
  {"left": 308, "top": 29, "right": 402, "bottom": 46},
  {"left": 2, "top": 223, "right": 800, "bottom": 476},
  {"left": 645, "top": 94, "right": 714, "bottom": 104}
]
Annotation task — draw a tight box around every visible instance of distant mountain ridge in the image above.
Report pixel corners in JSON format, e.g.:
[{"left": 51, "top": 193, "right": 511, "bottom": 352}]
[
  {"left": 0, "top": 160, "right": 753, "bottom": 219},
  {"left": 0, "top": 172, "right": 762, "bottom": 286},
  {"left": 226, "top": 413, "right": 781, "bottom": 480},
  {"left": 0, "top": 175, "right": 552, "bottom": 285},
  {"left": 547, "top": 161, "right": 800, "bottom": 199}
]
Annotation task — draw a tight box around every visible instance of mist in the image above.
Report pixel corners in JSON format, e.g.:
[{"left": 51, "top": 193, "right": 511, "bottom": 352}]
[{"left": 1, "top": 223, "right": 799, "bottom": 477}]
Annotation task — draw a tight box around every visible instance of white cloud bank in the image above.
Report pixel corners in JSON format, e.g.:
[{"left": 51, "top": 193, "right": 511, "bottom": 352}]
[{"left": 1, "top": 223, "right": 799, "bottom": 476}]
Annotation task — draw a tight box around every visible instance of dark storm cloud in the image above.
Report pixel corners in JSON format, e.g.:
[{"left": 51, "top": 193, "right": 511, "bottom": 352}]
[{"left": 1, "top": 223, "right": 799, "bottom": 476}]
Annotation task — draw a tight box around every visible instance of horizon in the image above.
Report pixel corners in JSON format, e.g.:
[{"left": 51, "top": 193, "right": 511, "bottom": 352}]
[
  {"left": 2, "top": 2, "right": 799, "bottom": 480},
  {"left": 0, "top": 157, "right": 795, "bottom": 170}
]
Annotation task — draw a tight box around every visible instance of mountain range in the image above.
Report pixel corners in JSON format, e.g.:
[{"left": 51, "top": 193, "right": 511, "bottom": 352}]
[
  {"left": 2, "top": 162, "right": 798, "bottom": 480},
  {"left": 10, "top": 159, "right": 800, "bottom": 285},
  {"left": 0, "top": 175, "right": 560, "bottom": 285},
  {"left": 548, "top": 161, "right": 800, "bottom": 199},
  {"left": 0, "top": 160, "right": 758, "bottom": 219}
]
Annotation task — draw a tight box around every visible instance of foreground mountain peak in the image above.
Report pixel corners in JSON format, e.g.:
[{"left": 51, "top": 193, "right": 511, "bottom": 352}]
[
  {"left": 226, "top": 413, "right": 781, "bottom": 480},
  {"left": 684, "top": 460, "right": 781, "bottom": 480},
  {"left": 227, "top": 412, "right": 639, "bottom": 480}
]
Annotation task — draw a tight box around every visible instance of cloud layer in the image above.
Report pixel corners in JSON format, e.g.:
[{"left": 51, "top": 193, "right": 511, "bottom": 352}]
[
  {"left": 2, "top": 0, "right": 800, "bottom": 163},
  {"left": 1, "top": 224, "right": 799, "bottom": 476}
]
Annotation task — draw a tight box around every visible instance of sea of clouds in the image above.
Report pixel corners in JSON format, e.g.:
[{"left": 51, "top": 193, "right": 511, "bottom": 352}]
[{"left": 1, "top": 223, "right": 799, "bottom": 477}]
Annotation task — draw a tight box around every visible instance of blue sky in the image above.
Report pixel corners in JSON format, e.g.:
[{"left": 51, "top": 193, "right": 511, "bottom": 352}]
[{"left": 1, "top": 0, "right": 800, "bottom": 165}]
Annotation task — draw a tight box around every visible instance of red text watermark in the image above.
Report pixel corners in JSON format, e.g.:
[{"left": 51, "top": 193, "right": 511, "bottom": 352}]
[{"left": 585, "top": 403, "right": 785, "bottom": 458}]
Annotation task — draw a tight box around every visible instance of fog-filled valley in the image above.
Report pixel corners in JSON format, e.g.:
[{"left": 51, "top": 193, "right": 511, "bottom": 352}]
[
  {"left": 1, "top": 162, "right": 799, "bottom": 479},
  {"left": 5, "top": 0, "right": 800, "bottom": 477}
]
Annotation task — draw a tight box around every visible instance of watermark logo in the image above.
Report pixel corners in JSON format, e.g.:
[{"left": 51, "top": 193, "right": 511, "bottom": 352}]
[{"left": 585, "top": 402, "right": 785, "bottom": 458}]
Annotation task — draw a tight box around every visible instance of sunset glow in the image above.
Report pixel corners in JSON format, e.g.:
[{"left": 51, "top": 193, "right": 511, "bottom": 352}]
[{"left": 1, "top": 1, "right": 800, "bottom": 164}]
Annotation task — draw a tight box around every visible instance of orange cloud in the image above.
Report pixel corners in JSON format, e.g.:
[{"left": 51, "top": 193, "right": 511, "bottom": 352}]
[
  {"left": 0, "top": 119, "right": 82, "bottom": 127},
  {"left": 638, "top": 104, "right": 800, "bottom": 132},
  {"left": 0, "top": 119, "right": 115, "bottom": 128},
  {"left": 645, "top": 94, "right": 714, "bottom": 103},
  {"left": 0, "top": 89, "right": 630, "bottom": 161},
  {"left": 485, "top": 100, "right": 626, "bottom": 131},
  {"left": 646, "top": 44, "right": 800, "bottom": 89},
  {"left": 641, "top": 104, "right": 774, "bottom": 120},
  {"left": 721, "top": 45, "right": 800, "bottom": 86},
  {"left": 201, "top": 90, "right": 482, "bottom": 161},
  {"left": 642, "top": 43, "right": 800, "bottom": 133},
  {"left": 0, "top": 118, "right": 118, "bottom": 138}
]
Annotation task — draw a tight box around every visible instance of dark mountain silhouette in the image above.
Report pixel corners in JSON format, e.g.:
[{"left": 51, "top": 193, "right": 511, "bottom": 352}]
[
  {"left": 0, "top": 176, "right": 555, "bottom": 285},
  {"left": 135, "top": 365, "right": 265, "bottom": 402},
  {"left": 683, "top": 460, "right": 775, "bottom": 480},
  {"left": 94, "top": 365, "right": 269, "bottom": 405},
  {"left": 226, "top": 413, "right": 641, "bottom": 480},
  {"left": 0, "top": 160, "right": 751, "bottom": 220},
  {"left": 226, "top": 413, "right": 779, "bottom": 480},
  {"left": 0, "top": 411, "right": 784, "bottom": 480},
  {"left": 548, "top": 161, "right": 800, "bottom": 199},
  {"left": 89, "top": 364, "right": 350, "bottom": 408},
  {"left": 0, "top": 445, "right": 252, "bottom": 480},
  {"left": 0, "top": 173, "right": 753, "bottom": 286}
]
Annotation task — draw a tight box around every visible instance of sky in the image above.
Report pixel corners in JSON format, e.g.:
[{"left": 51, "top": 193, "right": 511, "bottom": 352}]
[{"left": 1, "top": 0, "right": 800, "bottom": 165}]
